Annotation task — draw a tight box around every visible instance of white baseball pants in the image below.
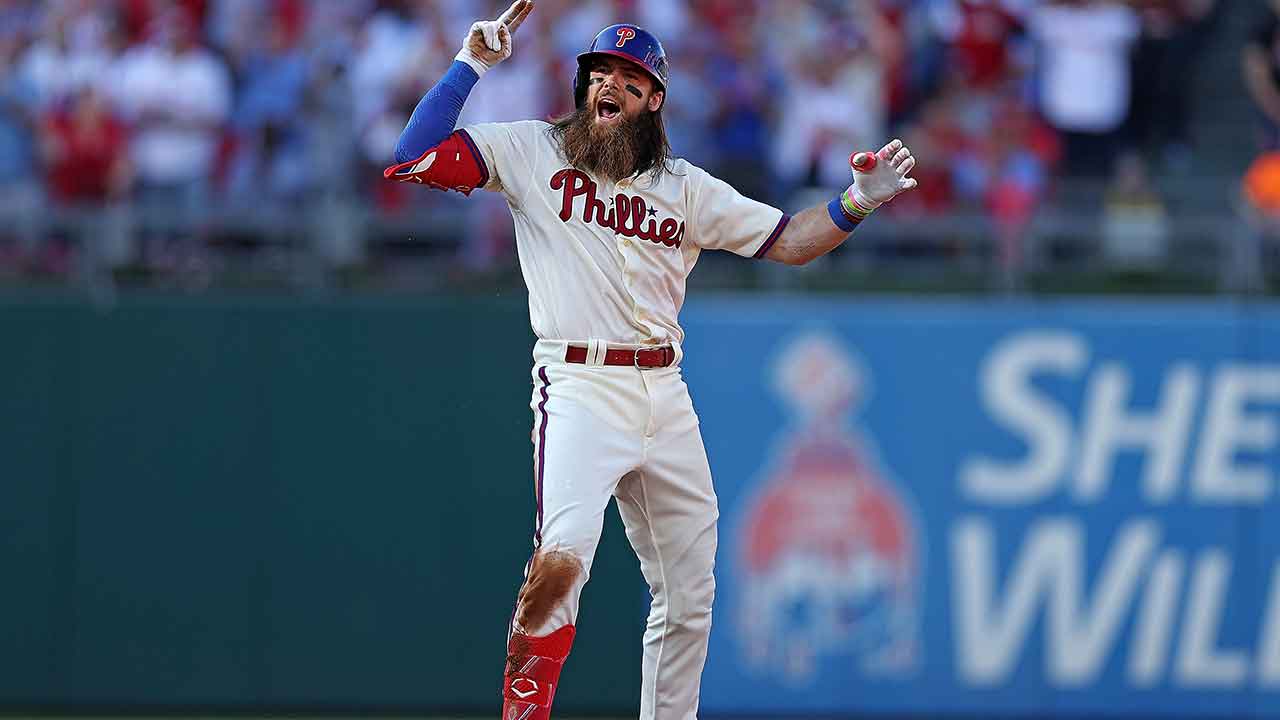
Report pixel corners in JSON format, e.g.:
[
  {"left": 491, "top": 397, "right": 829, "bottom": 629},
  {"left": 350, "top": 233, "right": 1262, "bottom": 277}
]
[{"left": 519, "top": 339, "right": 718, "bottom": 720}]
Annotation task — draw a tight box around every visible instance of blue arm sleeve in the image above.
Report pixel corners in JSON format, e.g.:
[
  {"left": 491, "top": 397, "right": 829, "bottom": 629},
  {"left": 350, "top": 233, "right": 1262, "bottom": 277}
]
[{"left": 393, "top": 60, "right": 481, "bottom": 164}]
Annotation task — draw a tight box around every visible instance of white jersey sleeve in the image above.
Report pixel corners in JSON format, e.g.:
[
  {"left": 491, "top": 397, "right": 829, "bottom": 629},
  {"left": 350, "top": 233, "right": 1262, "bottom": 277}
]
[
  {"left": 457, "top": 120, "right": 551, "bottom": 203},
  {"left": 685, "top": 163, "right": 790, "bottom": 259}
]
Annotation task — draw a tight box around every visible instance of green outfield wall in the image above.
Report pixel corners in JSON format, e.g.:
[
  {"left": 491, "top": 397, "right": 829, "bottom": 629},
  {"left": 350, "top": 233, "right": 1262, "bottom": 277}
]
[{"left": 0, "top": 293, "right": 644, "bottom": 713}]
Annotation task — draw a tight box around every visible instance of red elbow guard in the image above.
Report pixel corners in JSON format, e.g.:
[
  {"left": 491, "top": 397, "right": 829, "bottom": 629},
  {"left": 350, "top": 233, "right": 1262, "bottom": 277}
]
[{"left": 384, "top": 131, "right": 488, "bottom": 195}]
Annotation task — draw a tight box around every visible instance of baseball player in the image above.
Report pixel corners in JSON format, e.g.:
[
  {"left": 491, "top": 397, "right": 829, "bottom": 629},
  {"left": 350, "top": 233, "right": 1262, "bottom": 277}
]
[{"left": 384, "top": 2, "right": 917, "bottom": 718}]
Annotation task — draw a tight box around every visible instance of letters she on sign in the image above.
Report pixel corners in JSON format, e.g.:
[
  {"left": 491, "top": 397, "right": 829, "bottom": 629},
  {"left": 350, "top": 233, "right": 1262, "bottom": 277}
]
[{"left": 960, "top": 331, "right": 1280, "bottom": 505}]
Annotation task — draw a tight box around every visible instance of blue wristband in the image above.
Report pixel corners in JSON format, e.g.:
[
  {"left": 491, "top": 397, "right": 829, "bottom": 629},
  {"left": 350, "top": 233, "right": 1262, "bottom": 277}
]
[{"left": 828, "top": 196, "right": 858, "bottom": 233}]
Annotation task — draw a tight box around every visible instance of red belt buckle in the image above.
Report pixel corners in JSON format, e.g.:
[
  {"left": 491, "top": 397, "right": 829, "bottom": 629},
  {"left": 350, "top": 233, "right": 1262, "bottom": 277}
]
[{"left": 636, "top": 346, "right": 673, "bottom": 369}]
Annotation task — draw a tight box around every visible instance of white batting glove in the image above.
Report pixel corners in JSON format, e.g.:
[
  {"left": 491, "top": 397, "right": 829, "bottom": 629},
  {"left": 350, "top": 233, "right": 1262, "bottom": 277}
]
[
  {"left": 455, "top": 0, "right": 533, "bottom": 77},
  {"left": 848, "top": 138, "right": 919, "bottom": 211}
]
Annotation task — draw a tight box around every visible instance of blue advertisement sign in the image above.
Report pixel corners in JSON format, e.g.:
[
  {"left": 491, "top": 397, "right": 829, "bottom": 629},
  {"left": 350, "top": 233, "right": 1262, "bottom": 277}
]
[{"left": 680, "top": 298, "right": 1280, "bottom": 717}]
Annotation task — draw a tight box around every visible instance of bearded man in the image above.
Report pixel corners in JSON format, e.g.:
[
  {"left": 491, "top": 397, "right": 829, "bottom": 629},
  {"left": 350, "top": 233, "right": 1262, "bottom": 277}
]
[{"left": 384, "top": 3, "right": 918, "bottom": 719}]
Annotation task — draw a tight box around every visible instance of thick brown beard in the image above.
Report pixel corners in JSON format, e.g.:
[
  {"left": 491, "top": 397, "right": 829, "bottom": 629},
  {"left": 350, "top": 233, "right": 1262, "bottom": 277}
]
[{"left": 550, "top": 103, "right": 670, "bottom": 182}]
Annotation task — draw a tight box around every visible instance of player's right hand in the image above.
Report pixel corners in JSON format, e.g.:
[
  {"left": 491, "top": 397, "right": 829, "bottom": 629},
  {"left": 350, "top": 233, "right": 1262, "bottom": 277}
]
[{"left": 456, "top": 0, "right": 534, "bottom": 76}]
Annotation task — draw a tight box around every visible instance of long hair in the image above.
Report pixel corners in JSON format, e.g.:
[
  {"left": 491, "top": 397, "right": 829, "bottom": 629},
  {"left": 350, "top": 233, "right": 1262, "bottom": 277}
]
[{"left": 547, "top": 102, "right": 673, "bottom": 182}]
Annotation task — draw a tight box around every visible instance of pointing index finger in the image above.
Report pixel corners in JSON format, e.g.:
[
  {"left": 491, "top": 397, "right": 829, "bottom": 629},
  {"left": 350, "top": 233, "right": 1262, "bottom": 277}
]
[
  {"left": 498, "top": 0, "right": 534, "bottom": 34},
  {"left": 496, "top": 0, "right": 523, "bottom": 22}
]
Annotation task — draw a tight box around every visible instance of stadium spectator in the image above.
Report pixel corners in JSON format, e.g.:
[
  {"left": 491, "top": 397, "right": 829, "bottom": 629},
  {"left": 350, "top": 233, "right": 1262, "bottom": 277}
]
[
  {"left": 1126, "top": 0, "right": 1216, "bottom": 169},
  {"left": 111, "top": 7, "right": 231, "bottom": 206},
  {"left": 927, "top": 0, "right": 1026, "bottom": 91},
  {"left": 879, "top": 0, "right": 945, "bottom": 125},
  {"left": 1244, "top": 0, "right": 1280, "bottom": 151},
  {"left": 895, "top": 93, "right": 963, "bottom": 216},
  {"left": 1234, "top": 150, "right": 1279, "bottom": 292},
  {"left": 225, "top": 8, "right": 313, "bottom": 203},
  {"left": 39, "top": 85, "right": 131, "bottom": 205},
  {"left": 705, "top": 12, "right": 777, "bottom": 201},
  {"left": 112, "top": 6, "right": 230, "bottom": 207},
  {"left": 35, "top": 83, "right": 133, "bottom": 275},
  {"left": 0, "top": 30, "right": 36, "bottom": 194},
  {"left": 0, "top": 29, "right": 42, "bottom": 270},
  {"left": 948, "top": 89, "right": 1058, "bottom": 274},
  {"left": 771, "top": 1, "right": 896, "bottom": 193},
  {"left": 1101, "top": 151, "right": 1169, "bottom": 267},
  {"left": 350, "top": 0, "right": 451, "bottom": 177},
  {"left": 17, "top": 4, "right": 115, "bottom": 110},
  {"left": 108, "top": 5, "right": 230, "bottom": 275},
  {"left": 297, "top": 24, "right": 359, "bottom": 199},
  {"left": 1027, "top": 0, "right": 1139, "bottom": 178},
  {"left": 655, "top": 32, "right": 718, "bottom": 177},
  {"left": 982, "top": 96, "right": 1056, "bottom": 229}
]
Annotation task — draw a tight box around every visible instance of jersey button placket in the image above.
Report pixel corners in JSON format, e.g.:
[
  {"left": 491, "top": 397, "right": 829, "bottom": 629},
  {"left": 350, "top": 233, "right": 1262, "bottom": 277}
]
[{"left": 614, "top": 222, "right": 643, "bottom": 329}]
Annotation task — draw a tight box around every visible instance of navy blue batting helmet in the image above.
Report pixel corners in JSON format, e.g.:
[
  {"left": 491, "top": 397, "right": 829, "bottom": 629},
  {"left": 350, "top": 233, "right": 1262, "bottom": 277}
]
[{"left": 573, "top": 24, "right": 669, "bottom": 109}]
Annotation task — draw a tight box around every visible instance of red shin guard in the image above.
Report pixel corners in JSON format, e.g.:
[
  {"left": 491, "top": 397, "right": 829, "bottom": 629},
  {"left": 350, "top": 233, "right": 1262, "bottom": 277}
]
[{"left": 502, "top": 625, "right": 575, "bottom": 720}]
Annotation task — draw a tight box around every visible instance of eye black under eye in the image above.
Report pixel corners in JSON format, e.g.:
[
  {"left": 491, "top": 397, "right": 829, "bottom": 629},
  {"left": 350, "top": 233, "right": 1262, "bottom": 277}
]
[{"left": 625, "top": 84, "right": 642, "bottom": 98}]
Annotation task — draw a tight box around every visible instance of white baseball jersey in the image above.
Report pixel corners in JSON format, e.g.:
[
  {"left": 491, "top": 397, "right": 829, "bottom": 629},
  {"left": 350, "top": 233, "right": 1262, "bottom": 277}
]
[{"left": 459, "top": 120, "right": 790, "bottom": 346}]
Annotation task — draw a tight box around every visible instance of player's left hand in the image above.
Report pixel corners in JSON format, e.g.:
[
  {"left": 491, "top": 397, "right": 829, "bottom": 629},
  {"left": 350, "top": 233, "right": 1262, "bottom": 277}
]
[{"left": 849, "top": 139, "right": 918, "bottom": 210}]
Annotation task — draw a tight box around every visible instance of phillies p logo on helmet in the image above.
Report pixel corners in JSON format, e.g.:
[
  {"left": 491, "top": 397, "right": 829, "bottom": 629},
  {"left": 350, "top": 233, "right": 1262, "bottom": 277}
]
[{"left": 573, "top": 24, "right": 669, "bottom": 109}]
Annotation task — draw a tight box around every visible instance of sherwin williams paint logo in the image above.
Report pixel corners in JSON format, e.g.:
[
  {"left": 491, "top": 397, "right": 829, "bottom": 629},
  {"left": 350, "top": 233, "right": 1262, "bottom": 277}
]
[{"left": 736, "top": 333, "right": 921, "bottom": 684}]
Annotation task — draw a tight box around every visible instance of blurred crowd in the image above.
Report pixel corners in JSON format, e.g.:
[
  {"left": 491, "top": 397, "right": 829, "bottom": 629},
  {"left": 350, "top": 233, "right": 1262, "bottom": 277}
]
[{"left": 0, "top": 0, "right": 1239, "bottom": 277}]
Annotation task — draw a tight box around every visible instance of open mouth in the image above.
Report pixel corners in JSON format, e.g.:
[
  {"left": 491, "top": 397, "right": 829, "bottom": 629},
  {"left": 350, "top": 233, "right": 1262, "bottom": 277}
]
[{"left": 597, "top": 97, "right": 621, "bottom": 120}]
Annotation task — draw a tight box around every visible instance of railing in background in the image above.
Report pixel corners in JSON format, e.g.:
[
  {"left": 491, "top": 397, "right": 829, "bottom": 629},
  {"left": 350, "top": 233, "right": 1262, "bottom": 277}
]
[{"left": 0, "top": 177, "right": 1274, "bottom": 297}]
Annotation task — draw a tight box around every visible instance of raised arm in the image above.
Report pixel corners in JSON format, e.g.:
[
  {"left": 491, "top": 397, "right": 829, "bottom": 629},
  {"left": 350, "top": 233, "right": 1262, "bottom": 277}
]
[
  {"left": 764, "top": 139, "right": 917, "bottom": 266},
  {"left": 392, "top": 0, "right": 534, "bottom": 163},
  {"left": 1244, "top": 39, "right": 1280, "bottom": 128}
]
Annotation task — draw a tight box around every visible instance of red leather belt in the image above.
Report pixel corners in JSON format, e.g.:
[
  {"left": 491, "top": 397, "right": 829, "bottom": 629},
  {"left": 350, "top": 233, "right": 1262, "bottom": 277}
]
[{"left": 565, "top": 344, "right": 675, "bottom": 368}]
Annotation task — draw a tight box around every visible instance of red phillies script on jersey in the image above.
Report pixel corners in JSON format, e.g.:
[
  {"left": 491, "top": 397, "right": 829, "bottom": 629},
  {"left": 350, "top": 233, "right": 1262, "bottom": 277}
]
[{"left": 551, "top": 169, "right": 687, "bottom": 248}]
